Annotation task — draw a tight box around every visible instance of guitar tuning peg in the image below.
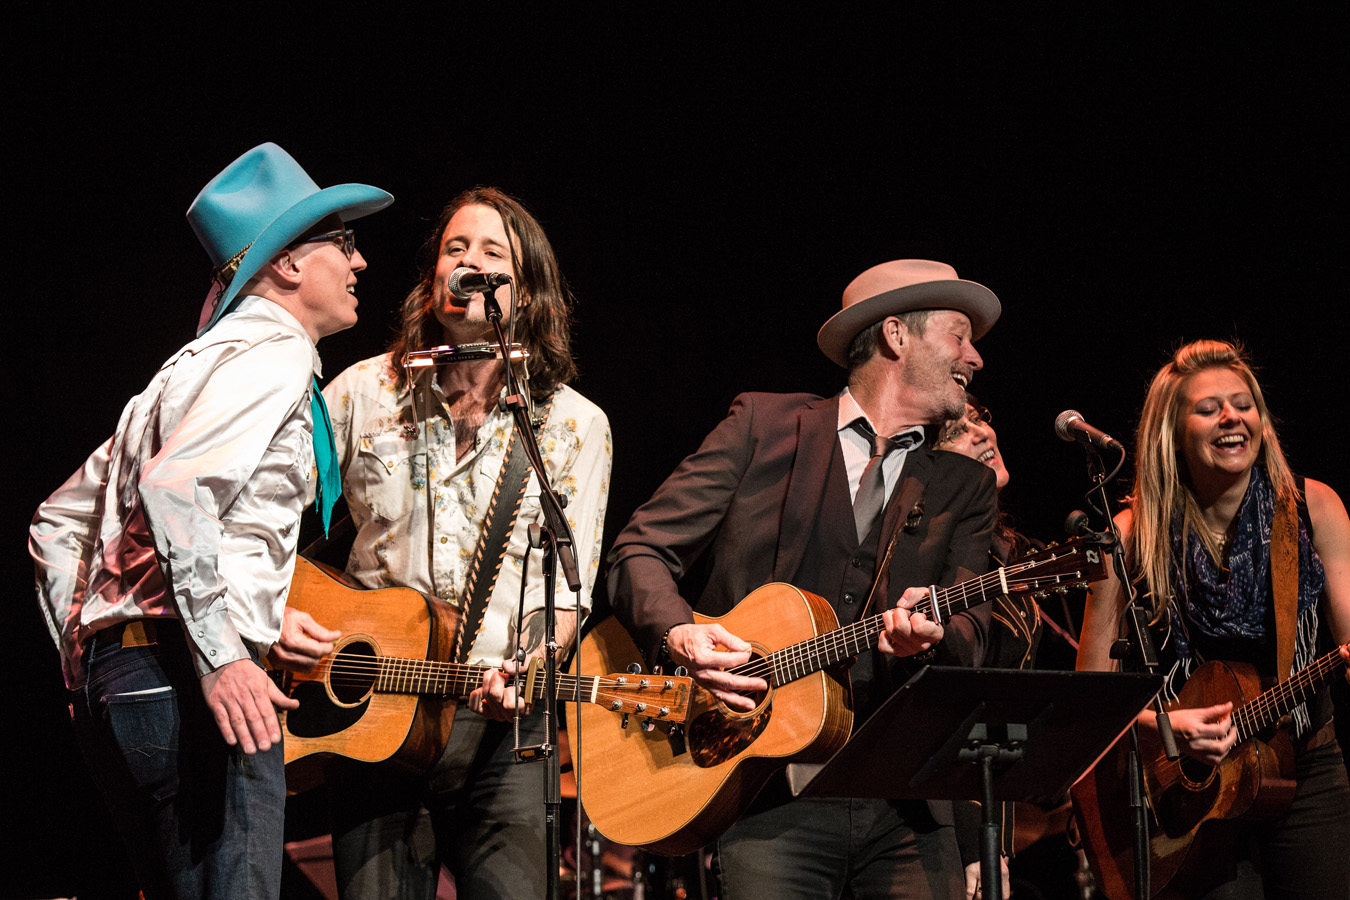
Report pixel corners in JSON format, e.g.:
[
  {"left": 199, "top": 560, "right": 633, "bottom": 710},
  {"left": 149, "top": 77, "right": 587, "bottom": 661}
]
[
  {"left": 621, "top": 713, "right": 630, "bottom": 729},
  {"left": 674, "top": 666, "right": 688, "bottom": 677},
  {"left": 627, "top": 663, "right": 643, "bottom": 675},
  {"left": 641, "top": 719, "right": 656, "bottom": 732}
]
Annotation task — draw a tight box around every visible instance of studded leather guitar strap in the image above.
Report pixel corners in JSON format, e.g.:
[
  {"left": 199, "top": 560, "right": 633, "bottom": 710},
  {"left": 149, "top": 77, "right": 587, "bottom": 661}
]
[{"left": 453, "top": 395, "right": 555, "bottom": 665}]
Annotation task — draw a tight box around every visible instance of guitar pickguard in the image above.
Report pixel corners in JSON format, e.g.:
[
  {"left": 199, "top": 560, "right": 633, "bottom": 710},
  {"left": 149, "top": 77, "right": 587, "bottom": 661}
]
[
  {"left": 285, "top": 682, "right": 371, "bottom": 739},
  {"left": 687, "top": 702, "right": 772, "bottom": 767}
]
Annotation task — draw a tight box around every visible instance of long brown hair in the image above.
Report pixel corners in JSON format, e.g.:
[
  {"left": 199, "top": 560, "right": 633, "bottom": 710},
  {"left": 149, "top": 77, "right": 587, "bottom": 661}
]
[
  {"left": 1129, "top": 339, "right": 1298, "bottom": 618},
  {"left": 386, "top": 187, "right": 577, "bottom": 394}
]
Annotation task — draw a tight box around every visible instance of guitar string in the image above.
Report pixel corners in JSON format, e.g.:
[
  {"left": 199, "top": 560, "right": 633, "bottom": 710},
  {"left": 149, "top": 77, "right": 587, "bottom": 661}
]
[
  {"left": 1232, "top": 644, "right": 1349, "bottom": 740},
  {"left": 730, "top": 555, "right": 1090, "bottom": 684},
  {"left": 309, "top": 658, "right": 684, "bottom": 708},
  {"left": 739, "top": 566, "right": 1043, "bottom": 682},
  {"left": 300, "top": 547, "right": 1095, "bottom": 703},
  {"left": 307, "top": 553, "right": 1044, "bottom": 689},
  {"left": 1147, "top": 645, "right": 1349, "bottom": 772}
]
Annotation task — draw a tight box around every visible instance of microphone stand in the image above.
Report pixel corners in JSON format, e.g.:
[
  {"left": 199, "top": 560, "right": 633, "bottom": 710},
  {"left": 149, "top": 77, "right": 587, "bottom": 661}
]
[
  {"left": 1078, "top": 442, "right": 1179, "bottom": 900},
  {"left": 482, "top": 291, "right": 582, "bottom": 900}
]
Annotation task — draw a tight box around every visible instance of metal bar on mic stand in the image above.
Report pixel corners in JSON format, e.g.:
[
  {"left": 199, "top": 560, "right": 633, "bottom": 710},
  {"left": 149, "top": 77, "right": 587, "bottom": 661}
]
[
  {"left": 478, "top": 288, "right": 581, "bottom": 900},
  {"left": 1070, "top": 427, "right": 1178, "bottom": 900}
]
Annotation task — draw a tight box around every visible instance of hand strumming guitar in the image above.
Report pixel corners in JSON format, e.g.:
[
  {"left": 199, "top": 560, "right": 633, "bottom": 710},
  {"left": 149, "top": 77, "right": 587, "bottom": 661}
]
[
  {"left": 666, "top": 623, "right": 769, "bottom": 712},
  {"left": 1166, "top": 702, "right": 1237, "bottom": 766},
  {"left": 267, "top": 606, "right": 340, "bottom": 673}
]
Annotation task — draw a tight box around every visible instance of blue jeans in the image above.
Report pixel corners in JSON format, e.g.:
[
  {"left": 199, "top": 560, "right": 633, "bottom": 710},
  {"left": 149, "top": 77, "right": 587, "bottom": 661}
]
[{"left": 72, "top": 621, "right": 285, "bottom": 900}]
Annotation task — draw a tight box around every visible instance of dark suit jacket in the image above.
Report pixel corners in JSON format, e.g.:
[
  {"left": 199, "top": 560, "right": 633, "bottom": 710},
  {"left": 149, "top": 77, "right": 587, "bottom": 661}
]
[
  {"left": 608, "top": 390, "right": 997, "bottom": 681},
  {"left": 606, "top": 391, "right": 996, "bottom": 838}
]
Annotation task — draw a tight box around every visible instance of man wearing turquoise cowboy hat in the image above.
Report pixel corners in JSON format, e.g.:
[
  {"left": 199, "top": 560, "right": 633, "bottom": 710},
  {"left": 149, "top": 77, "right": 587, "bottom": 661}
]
[{"left": 30, "top": 142, "right": 392, "bottom": 899}]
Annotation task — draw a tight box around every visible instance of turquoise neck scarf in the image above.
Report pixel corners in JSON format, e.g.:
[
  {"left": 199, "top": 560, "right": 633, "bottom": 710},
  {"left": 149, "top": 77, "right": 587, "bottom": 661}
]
[{"left": 310, "top": 376, "right": 341, "bottom": 535}]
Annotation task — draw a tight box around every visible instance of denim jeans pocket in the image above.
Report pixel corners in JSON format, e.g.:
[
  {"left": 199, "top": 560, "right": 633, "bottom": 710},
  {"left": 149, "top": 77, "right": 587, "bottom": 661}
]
[{"left": 107, "top": 689, "right": 181, "bottom": 804}]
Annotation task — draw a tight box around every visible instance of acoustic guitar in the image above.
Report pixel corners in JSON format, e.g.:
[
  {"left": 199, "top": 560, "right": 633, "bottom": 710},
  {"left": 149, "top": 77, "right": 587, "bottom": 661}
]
[
  {"left": 1073, "top": 642, "right": 1350, "bottom": 900},
  {"left": 278, "top": 557, "right": 692, "bottom": 792},
  {"left": 574, "top": 538, "right": 1107, "bottom": 856}
]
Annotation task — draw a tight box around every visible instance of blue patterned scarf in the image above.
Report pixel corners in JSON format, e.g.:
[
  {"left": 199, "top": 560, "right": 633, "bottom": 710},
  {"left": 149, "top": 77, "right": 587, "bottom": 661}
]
[{"left": 1166, "top": 466, "right": 1324, "bottom": 734}]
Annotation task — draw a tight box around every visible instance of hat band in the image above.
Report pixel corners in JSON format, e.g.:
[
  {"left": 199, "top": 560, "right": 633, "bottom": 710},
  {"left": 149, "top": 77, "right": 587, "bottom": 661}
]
[{"left": 211, "top": 241, "right": 255, "bottom": 295}]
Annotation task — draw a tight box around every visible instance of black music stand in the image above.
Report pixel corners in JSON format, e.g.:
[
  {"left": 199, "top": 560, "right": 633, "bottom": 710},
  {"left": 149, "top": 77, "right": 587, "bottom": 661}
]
[{"left": 786, "top": 667, "right": 1161, "bottom": 900}]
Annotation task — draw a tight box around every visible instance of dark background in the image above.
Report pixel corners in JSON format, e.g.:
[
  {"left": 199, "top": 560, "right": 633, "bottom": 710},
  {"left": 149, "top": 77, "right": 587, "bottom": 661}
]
[{"left": 5, "top": 8, "right": 1348, "bottom": 898}]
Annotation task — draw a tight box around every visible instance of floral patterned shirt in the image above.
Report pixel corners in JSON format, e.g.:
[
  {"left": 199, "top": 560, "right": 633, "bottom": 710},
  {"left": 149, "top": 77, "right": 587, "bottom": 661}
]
[{"left": 324, "top": 354, "right": 612, "bottom": 665}]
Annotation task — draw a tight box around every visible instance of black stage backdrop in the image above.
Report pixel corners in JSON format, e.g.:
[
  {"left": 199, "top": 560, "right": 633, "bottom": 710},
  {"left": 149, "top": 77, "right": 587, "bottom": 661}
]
[{"left": 5, "top": 9, "right": 1347, "bottom": 899}]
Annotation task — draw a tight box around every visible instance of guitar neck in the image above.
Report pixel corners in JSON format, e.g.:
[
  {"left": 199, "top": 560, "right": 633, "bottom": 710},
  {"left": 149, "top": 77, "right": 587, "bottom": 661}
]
[
  {"left": 369, "top": 657, "right": 599, "bottom": 704},
  {"left": 1233, "top": 642, "right": 1350, "bottom": 742},
  {"left": 743, "top": 566, "right": 1019, "bottom": 687}
]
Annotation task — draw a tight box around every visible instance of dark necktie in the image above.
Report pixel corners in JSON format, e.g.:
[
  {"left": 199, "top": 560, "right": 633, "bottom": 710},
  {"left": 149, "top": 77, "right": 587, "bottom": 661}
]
[{"left": 851, "top": 421, "right": 921, "bottom": 543}]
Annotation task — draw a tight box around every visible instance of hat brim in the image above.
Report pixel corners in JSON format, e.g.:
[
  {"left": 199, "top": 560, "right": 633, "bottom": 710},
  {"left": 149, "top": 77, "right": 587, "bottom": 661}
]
[
  {"left": 199, "top": 182, "right": 394, "bottom": 335},
  {"left": 816, "top": 279, "right": 1001, "bottom": 368}
]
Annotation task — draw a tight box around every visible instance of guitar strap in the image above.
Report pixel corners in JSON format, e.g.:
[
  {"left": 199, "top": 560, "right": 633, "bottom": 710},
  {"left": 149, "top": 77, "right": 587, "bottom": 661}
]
[
  {"left": 452, "top": 395, "right": 555, "bottom": 665},
  {"left": 1271, "top": 485, "right": 1298, "bottom": 683}
]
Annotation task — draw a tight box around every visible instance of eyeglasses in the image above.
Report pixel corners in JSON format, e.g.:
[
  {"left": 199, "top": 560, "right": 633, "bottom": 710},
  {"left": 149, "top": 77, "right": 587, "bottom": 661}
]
[
  {"left": 942, "top": 405, "right": 992, "bottom": 443},
  {"left": 294, "top": 228, "right": 356, "bottom": 258},
  {"left": 965, "top": 405, "right": 992, "bottom": 428}
]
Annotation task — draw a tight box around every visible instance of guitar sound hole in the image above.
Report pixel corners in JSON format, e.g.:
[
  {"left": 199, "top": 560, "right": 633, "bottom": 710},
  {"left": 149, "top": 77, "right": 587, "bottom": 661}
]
[
  {"left": 728, "top": 650, "right": 769, "bottom": 711},
  {"left": 329, "top": 641, "right": 378, "bottom": 705},
  {"left": 1177, "top": 755, "right": 1216, "bottom": 786}
]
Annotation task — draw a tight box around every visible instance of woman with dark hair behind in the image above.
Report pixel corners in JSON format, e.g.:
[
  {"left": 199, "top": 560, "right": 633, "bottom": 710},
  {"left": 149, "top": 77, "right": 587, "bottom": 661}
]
[
  {"left": 1077, "top": 339, "right": 1350, "bottom": 898},
  {"left": 936, "top": 397, "right": 1044, "bottom": 665},
  {"left": 940, "top": 396, "right": 1087, "bottom": 900}
]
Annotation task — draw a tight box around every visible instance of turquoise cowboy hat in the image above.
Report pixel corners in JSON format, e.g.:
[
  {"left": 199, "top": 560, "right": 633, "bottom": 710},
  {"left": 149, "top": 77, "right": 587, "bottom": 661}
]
[{"left": 187, "top": 142, "right": 393, "bottom": 335}]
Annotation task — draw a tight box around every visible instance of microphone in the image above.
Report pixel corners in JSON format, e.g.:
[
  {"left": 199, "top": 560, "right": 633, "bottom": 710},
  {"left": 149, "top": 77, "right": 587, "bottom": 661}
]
[
  {"left": 1064, "top": 509, "right": 1094, "bottom": 538},
  {"left": 446, "top": 267, "right": 512, "bottom": 300},
  {"left": 1055, "top": 409, "right": 1123, "bottom": 452}
]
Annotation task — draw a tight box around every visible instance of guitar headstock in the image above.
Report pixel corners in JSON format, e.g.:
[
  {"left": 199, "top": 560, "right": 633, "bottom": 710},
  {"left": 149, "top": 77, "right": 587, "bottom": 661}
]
[
  {"left": 593, "top": 670, "right": 694, "bottom": 726},
  {"left": 1005, "top": 536, "right": 1110, "bottom": 599}
]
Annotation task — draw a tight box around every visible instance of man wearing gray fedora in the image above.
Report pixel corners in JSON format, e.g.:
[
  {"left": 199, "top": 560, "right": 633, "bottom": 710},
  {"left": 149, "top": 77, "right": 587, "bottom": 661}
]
[
  {"left": 607, "top": 259, "right": 1002, "bottom": 899},
  {"left": 30, "top": 143, "right": 392, "bottom": 899}
]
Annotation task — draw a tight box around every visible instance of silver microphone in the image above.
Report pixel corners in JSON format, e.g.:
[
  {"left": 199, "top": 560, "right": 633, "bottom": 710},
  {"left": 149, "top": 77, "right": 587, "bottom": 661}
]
[
  {"left": 1054, "top": 410, "right": 1123, "bottom": 452},
  {"left": 446, "top": 267, "right": 512, "bottom": 300}
]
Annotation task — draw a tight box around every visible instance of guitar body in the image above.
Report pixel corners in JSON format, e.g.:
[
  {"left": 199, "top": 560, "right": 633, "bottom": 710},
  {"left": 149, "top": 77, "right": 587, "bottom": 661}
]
[
  {"left": 575, "top": 585, "right": 852, "bottom": 856},
  {"left": 1074, "top": 659, "right": 1296, "bottom": 900},
  {"left": 279, "top": 558, "right": 462, "bottom": 791}
]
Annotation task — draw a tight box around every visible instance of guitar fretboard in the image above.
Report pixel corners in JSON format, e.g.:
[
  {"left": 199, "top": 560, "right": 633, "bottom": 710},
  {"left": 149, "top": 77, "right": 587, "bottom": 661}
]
[
  {"left": 730, "top": 549, "right": 1094, "bottom": 686},
  {"left": 325, "top": 654, "right": 601, "bottom": 704},
  {"left": 1233, "top": 643, "right": 1350, "bottom": 743}
]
